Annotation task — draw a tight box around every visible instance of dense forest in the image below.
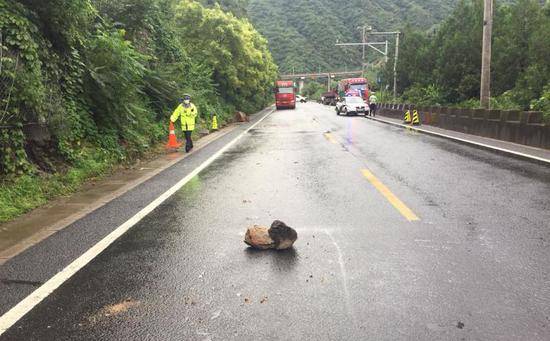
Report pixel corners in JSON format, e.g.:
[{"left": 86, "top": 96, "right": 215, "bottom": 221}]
[
  {"left": 199, "top": 0, "right": 249, "bottom": 17},
  {"left": 246, "top": 0, "right": 548, "bottom": 116},
  {"left": 247, "top": 0, "right": 458, "bottom": 73},
  {"left": 380, "top": 0, "right": 550, "bottom": 114},
  {"left": 0, "top": 0, "right": 276, "bottom": 221}
]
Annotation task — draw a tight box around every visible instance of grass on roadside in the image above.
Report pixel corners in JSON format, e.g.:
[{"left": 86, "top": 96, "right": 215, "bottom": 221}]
[{"left": 0, "top": 154, "right": 114, "bottom": 224}]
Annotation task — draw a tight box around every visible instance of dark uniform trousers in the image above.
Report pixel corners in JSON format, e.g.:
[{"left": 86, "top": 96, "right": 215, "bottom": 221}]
[{"left": 184, "top": 130, "right": 193, "bottom": 152}]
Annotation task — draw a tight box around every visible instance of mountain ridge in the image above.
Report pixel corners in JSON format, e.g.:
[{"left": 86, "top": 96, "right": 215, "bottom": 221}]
[{"left": 247, "top": 0, "right": 458, "bottom": 73}]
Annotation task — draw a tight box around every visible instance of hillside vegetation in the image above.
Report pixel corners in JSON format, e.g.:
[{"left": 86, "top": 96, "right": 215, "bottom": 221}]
[
  {"left": 381, "top": 0, "right": 550, "bottom": 116},
  {"left": 0, "top": 0, "right": 276, "bottom": 222},
  {"left": 247, "top": 0, "right": 458, "bottom": 73}
]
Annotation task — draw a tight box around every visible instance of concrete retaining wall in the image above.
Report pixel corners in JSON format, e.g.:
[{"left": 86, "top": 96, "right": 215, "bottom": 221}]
[{"left": 378, "top": 103, "right": 550, "bottom": 149}]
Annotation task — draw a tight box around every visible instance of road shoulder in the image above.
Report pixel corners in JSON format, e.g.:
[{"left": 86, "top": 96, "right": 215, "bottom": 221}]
[
  {"left": 0, "top": 124, "right": 238, "bottom": 265},
  {"left": 366, "top": 115, "right": 550, "bottom": 165}
]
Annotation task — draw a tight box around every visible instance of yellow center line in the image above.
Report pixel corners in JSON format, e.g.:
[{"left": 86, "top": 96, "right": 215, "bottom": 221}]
[
  {"left": 361, "top": 169, "right": 420, "bottom": 222},
  {"left": 324, "top": 132, "right": 338, "bottom": 144}
]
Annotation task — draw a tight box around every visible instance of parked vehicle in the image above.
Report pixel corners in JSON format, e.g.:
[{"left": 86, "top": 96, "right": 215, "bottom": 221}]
[
  {"left": 274, "top": 80, "right": 296, "bottom": 109},
  {"left": 321, "top": 90, "right": 338, "bottom": 105},
  {"left": 296, "top": 95, "right": 308, "bottom": 103},
  {"left": 335, "top": 96, "right": 368, "bottom": 116},
  {"left": 338, "top": 78, "right": 370, "bottom": 102}
]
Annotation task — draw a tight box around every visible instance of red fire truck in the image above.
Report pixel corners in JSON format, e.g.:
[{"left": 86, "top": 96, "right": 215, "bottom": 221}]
[
  {"left": 338, "top": 78, "right": 370, "bottom": 101},
  {"left": 274, "top": 80, "right": 296, "bottom": 110}
]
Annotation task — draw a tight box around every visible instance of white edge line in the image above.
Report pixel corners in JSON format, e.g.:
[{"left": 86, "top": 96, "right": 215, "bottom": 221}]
[
  {"left": 367, "top": 117, "right": 550, "bottom": 165},
  {"left": 0, "top": 108, "right": 274, "bottom": 335}
]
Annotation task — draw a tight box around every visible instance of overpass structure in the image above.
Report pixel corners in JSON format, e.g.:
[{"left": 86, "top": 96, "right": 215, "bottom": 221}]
[
  {"left": 279, "top": 70, "right": 363, "bottom": 80},
  {"left": 279, "top": 70, "right": 364, "bottom": 92}
]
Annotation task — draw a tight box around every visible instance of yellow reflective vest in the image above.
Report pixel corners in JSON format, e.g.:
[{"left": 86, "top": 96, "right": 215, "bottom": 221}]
[{"left": 170, "top": 103, "right": 198, "bottom": 131}]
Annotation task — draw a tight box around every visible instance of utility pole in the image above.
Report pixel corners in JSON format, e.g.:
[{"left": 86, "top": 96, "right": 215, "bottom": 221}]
[
  {"left": 357, "top": 25, "right": 372, "bottom": 75},
  {"left": 480, "top": 0, "right": 493, "bottom": 109},
  {"left": 393, "top": 32, "right": 400, "bottom": 99},
  {"left": 361, "top": 26, "right": 367, "bottom": 60}
]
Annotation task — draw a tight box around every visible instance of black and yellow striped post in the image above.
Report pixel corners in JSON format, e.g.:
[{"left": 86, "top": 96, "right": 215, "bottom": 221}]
[
  {"left": 412, "top": 110, "right": 421, "bottom": 125},
  {"left": 404, "top": 110, "right": 412, "bottom": 124}
]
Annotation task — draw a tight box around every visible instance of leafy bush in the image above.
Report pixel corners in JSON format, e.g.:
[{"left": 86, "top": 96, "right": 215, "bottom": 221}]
[
  {"left": 383, "top": 0, "right": 550, "bottom": 109},
  {"left": 490, "top": 91, "right": 522, "bottom": 111},
  {"left": 402, "top": 84, "right": 444, "bottom": 106},
  {"left": 0, "top": 0, "right": 277, "bottom": 221},
  {"left": 174, "top": 0, "right": 277, "bottom": 113},
  {"left": 530, "top": 84, "right": 550, "bottom": 121},
  {"left": 302, "top": 81, "right": 325, "bottom": 100},
  {"left": 1, "top": 0, "right": 276, "bottom": 179}
]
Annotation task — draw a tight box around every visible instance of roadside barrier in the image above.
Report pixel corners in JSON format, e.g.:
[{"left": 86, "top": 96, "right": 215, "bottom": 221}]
[
  {"left": 378, "top": 103, "right": 550, "bottom": 148},
  {"left": 404, "top": 110, "right": 412, "bottom": 124},
  {"left": 412, "top": 110, "right": 421, "bottom": 125}
]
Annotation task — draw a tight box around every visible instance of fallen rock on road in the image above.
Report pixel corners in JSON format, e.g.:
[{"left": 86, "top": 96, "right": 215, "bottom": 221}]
[
  {"left": 234, "top": 111, "right": 249, "bottom": 122},
  {"left": 244, "top": 220, "right": 297, "bottom": 250},
  {"left": 244, "top": 225, "right": 274, "bottom": 250},
  {"left": 269, "top": 220, "right": 298, "bottom": 250}
]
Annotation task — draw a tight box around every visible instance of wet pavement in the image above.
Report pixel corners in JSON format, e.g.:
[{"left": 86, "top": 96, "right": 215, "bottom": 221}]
[
  {"left": 0, "top": 125, "right": 236, "bottom": 264},
  {"left": 1, "top": 103, "right": 549, "bottom": 340}
]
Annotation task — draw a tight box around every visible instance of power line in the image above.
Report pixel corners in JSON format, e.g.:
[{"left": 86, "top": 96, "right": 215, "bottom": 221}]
[{"left": 335, "top": 27, "right": 400, "bottom": 99}]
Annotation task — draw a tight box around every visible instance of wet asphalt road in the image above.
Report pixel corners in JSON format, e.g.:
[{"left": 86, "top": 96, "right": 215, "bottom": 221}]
[{"left": 1, "top": 102, "right": 550, "bottom": 340}]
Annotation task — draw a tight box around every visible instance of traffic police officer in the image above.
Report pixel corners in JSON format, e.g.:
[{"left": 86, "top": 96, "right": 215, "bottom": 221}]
[
  {"left": 369, "top": 92, "right": 378, "bottom": 117},
  {"left": 170, "top": 94, "right": 198, "bottom": 153}
]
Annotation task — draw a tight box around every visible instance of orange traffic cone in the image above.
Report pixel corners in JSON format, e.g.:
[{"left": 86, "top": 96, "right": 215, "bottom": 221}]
[{"left": 166, "top": 121, "right": 182, "bottom": 149}]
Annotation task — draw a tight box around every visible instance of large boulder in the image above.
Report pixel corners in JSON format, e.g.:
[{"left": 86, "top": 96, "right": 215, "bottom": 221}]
[{"left": 244, "top": 220, "right": 298, "bottom": 250}]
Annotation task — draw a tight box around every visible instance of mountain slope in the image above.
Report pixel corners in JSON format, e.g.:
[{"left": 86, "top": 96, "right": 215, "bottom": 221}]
[{"left": 247, "top": 0, "right": 458, "bottom": 73}]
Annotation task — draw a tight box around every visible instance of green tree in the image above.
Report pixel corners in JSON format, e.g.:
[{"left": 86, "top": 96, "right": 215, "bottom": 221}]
[
  {"left": 199, "top": 0, "right": 249, "bottom": 17},
  {"left": 302, "top": 81, "right": 325, "bottom": 100},
  {"left": 432, "top": 0, "right": 483, "bottom": 102},
  {"left": 1, "top": 0, "right": 277, "bottom": 178},
  {"left": 510, "top": 0, "right": 550, "bottom": 107},
  {"left": 174, "top": 0, "right": 277, "bottom": 113},
  {"left": 381, "top": 0, "right": 549, "bottom": 109}
]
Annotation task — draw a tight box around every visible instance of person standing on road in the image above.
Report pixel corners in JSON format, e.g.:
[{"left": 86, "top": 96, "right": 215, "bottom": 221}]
[
  {"left": 170, "top": 94, "right": 198, "bottom": 153},
  {"left": 369, "top": 92, "right": 378, "bottom": 117}
]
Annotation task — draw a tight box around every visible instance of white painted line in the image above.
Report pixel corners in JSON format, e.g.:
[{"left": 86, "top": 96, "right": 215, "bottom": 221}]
[
  {"left": 367, "top": 116, "right": 550, "bottom": 165},
  {"left": 0, "top": 109, "right": 274, "bottom": 336},
  {"left": 324, "top": 229, "right": 353, "bottom": 322}
]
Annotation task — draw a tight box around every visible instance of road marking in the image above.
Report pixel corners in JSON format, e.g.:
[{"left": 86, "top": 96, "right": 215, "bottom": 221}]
[
  {"left": 323, "top": 132, "right": 338, "bottom": 144},
  {"left": 324, "top": 229, "right": 354, "bottom": 323},
  {"left": 361, "top": 169, "right": 420, "bottom": 222},
  {"left": 0, "top": 108, "right": 275, "bottom": 336}
]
